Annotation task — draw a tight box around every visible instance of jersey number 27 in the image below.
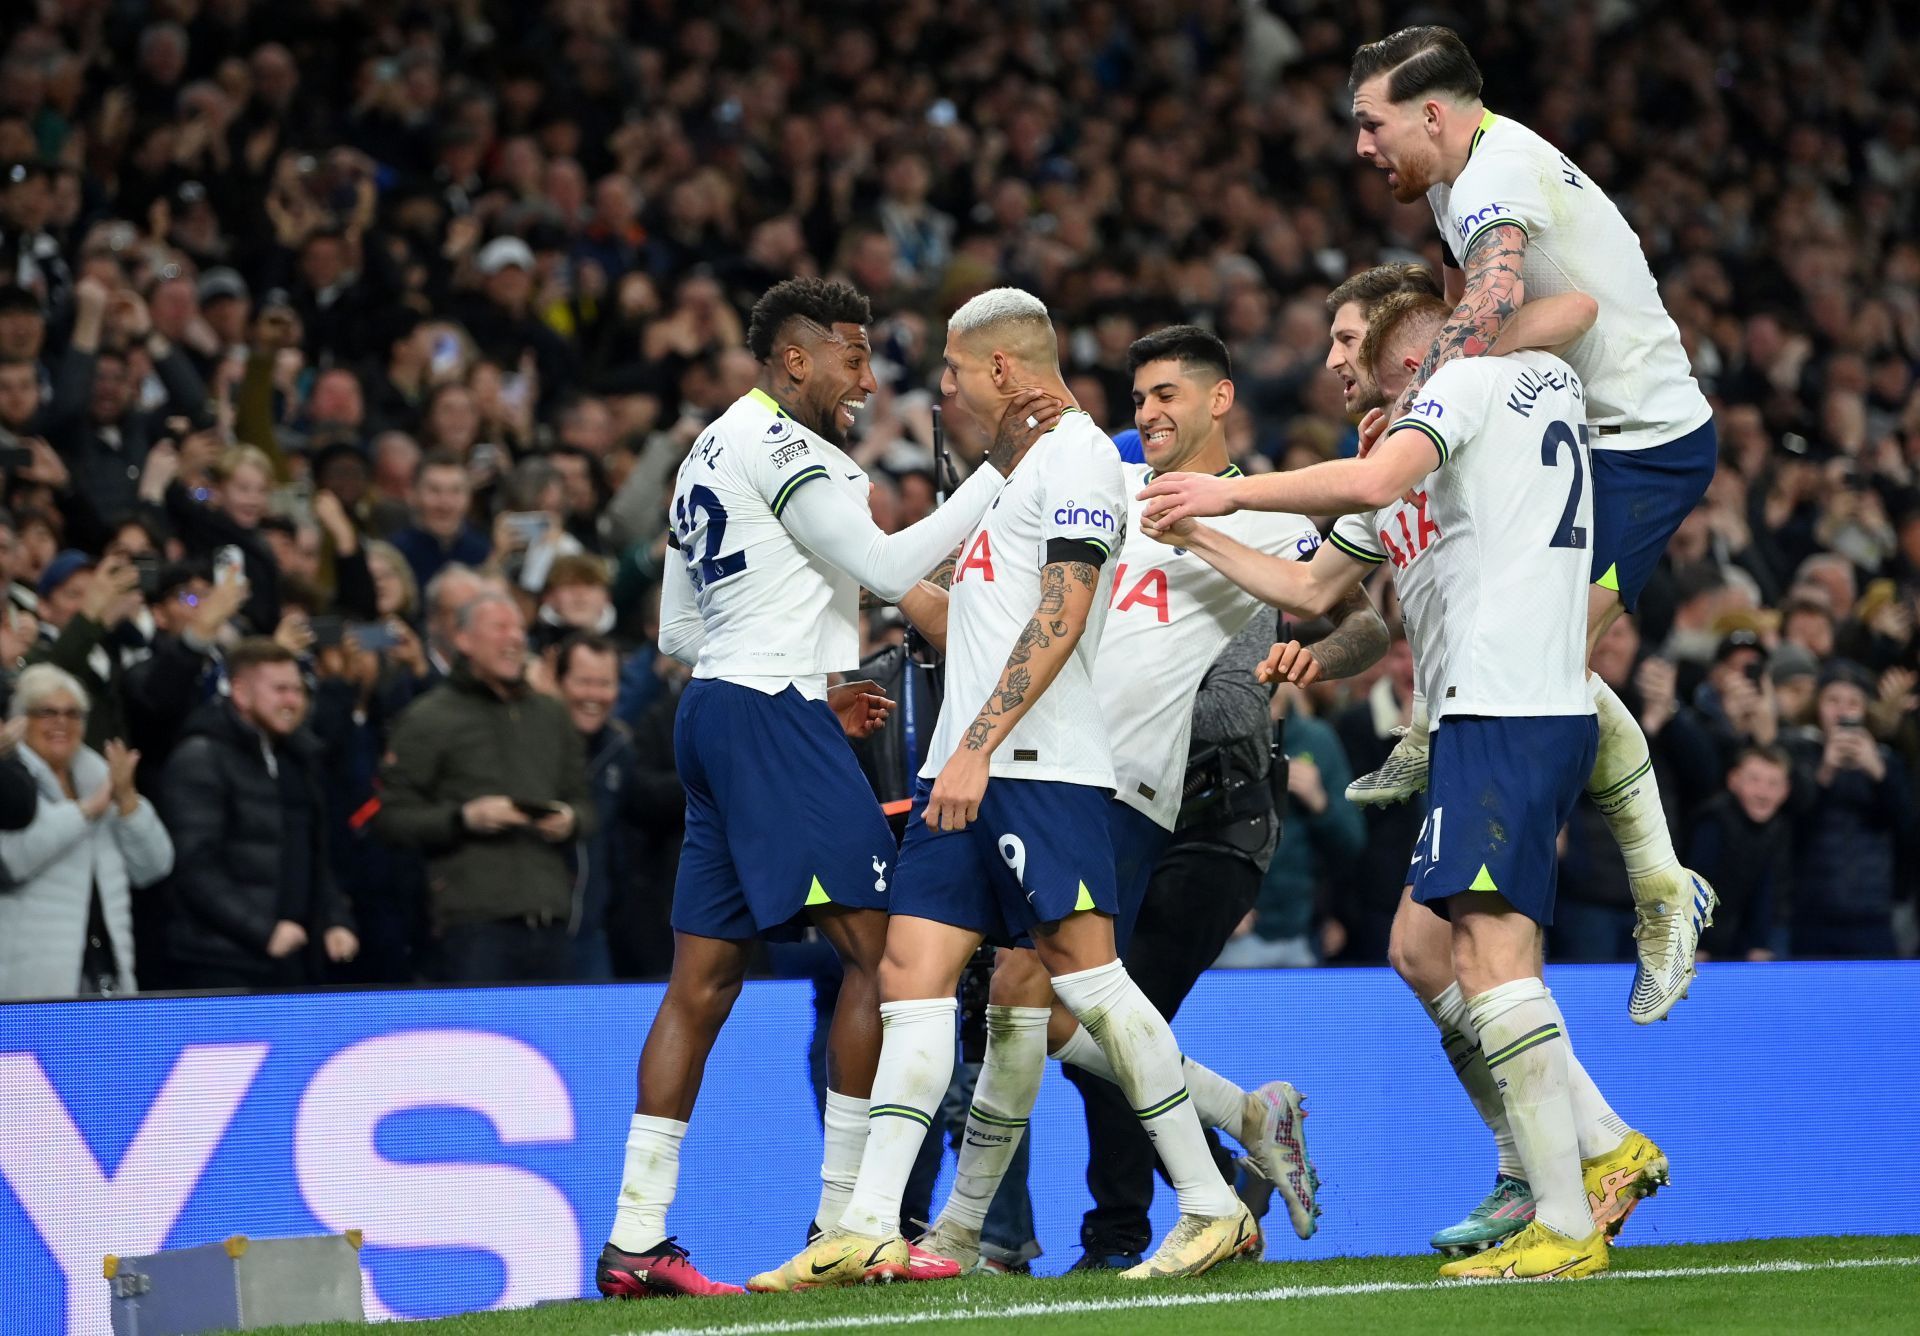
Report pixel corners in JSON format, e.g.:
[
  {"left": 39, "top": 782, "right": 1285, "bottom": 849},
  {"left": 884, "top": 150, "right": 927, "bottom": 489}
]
[{"left": 675, "top": 485, "right": 747, "bottom": 591}]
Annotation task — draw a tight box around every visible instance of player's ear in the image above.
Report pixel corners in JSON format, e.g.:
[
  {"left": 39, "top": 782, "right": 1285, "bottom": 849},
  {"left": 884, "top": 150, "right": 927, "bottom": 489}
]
[
  {"left": 1211, "top": 376, "right": 1236, "bottom": 420},
  {"left": 782, "top": 340, "right": 810, "bottom": 384},
  {"left": 989, "top": 350, "right": 1009, "bottom": 387}
]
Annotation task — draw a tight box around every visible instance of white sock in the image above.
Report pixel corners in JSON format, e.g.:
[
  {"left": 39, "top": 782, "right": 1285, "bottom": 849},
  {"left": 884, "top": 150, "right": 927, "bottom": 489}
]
[
  {"left": 940, "top": 1005, "right": 1049, "bottom": 1233},
  {"left": 1468, "top": 978, "right": 1593, "bottom": 1240},
  {"left": 839, "top": 998, "right": 956, "bottom": 1238},
  {"left": 1566, "top": 1053, "right": 1632, "bottom": 1161},
  {"left": 1183, "top": 1058, "right": 1250, "bottom": 1144},
  {"left": 1425, "top": 983, "right": 1524, "bottom": 1179},
  {"left": 1052, "top": 960, "right": 1238, "bottom": 1219},
  {"left": 1409, "top": 690, "right": 1429, "bottom": 742},
  {"left": 816, "top": 1090, "right": 870, "bottom": 1232},
  {"left": 609, "top": 1113, "right": 686, "bottom": 1252},
  {"left": 1049, "top": 1022, "right": 1112, "bottom": 1077},
  {"left": 1053, "top": 1023, "right": 1247, "bottom": 1142},
  {"left": 1588, "top": 675, "right": 1681, "bottom": 898}
]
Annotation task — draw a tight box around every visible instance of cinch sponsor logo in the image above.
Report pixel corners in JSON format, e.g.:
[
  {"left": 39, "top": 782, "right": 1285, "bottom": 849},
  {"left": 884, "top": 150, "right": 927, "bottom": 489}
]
[
  {"left": 1055, "top": 504, "right": 1116, "bottom": 531},
  {"left": 1456, "top": 201, "right": 1510, "bottom": 241}
]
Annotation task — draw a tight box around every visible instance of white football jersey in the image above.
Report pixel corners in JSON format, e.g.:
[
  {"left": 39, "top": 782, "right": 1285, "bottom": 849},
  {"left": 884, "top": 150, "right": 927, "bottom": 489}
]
[
  {"left": 1332, "top": 352, "right": 1594, "bottom": 724},
  {"left": 669, "top": 387, "right": 869, "bottom": 696},
  {"left": 1098, "top": 462, "right": 1320, "bottom": 830},
  {"left": 1429, "top": 112, "right": 1711, "bottom": 453},
  {"left": 921, "top": 411, "right": 1129, "bottom": 787}
]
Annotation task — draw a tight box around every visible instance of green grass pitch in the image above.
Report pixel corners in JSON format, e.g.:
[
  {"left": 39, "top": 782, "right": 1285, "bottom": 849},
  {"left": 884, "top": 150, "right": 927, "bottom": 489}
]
[{"left": 247, "top": 1235, "right": 1919, "bottom": 1335}]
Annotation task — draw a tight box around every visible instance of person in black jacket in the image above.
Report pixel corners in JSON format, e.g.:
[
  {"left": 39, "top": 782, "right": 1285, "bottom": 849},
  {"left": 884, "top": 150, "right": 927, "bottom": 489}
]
[
  {"left": 161, "top": 637, "right": 359, "bottom": 990},
  {"left": 1785, "top": 662, "right": 1913, "bottom": 959},
  {"left": 554, "top": 632, "right": 644, "bottom": 981},
  {"left": 1687, "top": 745, "right": 1792, "bottom": 961},
  {"left": 122, "top": 561, "right": 249, "bottom": 782},
  {"left": 0, "top": 717, "right": 36, "bottom": 830}
]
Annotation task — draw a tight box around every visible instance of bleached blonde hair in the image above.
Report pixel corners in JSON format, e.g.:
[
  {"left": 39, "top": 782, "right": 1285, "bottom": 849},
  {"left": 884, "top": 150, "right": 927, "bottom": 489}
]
[{"left": 948, "top": 287, "right": 1058, "bottom": 366}]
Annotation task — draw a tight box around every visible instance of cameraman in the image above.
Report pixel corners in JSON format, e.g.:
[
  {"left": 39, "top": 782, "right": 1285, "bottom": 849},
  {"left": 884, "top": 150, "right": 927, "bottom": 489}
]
[{"left": 1786, "top": 662, "right": 1912, "bottom": 958}]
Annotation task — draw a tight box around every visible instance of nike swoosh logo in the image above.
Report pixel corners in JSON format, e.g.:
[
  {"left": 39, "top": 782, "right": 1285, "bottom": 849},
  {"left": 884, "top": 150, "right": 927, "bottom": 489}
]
[{"left": 810, "top": 1256, "right": 847, "bottom": 1276}]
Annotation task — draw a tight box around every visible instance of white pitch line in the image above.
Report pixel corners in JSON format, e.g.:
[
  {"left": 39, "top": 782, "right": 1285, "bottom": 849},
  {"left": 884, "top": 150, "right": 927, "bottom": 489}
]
[{"left": 618, "top": 1254, "right": 1920, "bottom": 1336}]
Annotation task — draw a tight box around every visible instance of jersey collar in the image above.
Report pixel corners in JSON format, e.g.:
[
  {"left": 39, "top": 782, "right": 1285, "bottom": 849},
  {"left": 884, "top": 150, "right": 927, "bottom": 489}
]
[
  {"left": 1142, "top": 462, "right": 1243, "bottom": 484},
  {"left": 747, "top": 386, "right": 787, "bottom": 417},
  {"left": 1469, "top": 108, "right": 1497, "bottom": 160}
]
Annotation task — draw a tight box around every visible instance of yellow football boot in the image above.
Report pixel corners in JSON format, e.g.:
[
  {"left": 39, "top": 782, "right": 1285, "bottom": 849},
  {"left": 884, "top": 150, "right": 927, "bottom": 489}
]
[
  {"left": 1583, "top": 1131, "right": 1670, "bottom": 1238},
  {"left": 1120, "top": 1203, "right": 1258, "bottom": 1280},
  {"left": 746, "top": 1230, "right": 911, "bottom": 1292},
  {"left": 1438, "top": 1220, "right": 1609, "bottom": 1280}
]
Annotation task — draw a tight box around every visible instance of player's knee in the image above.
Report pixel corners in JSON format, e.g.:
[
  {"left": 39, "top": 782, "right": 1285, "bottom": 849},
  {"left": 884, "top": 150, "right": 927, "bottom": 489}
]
[
  {"left": 988, "top": 948, "right": 1051, "bottom": 1007},
  {"left": 665, "top": 969, "right": 743, "bottom": 1027},
  {"left": 1450, "top": 914, "right": 1534, "bottom": 998}
]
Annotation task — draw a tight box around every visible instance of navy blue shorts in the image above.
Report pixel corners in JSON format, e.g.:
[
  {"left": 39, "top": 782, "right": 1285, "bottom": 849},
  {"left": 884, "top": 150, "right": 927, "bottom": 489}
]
[
  {"left": 671, "top": 679, "right": 894, "bottom": 942},
  {"left": 1408, "top": 715, "right": 1598, "bottom": 927},
  {"left": 1108, "top": 800, "right": 1172, "bottom": 955},
  {"left": 1590, "top": 418, "right": 1717, "bottom": 612},
  {"left": 893, "top": 776, "right": 1118, "bottom": 945}
]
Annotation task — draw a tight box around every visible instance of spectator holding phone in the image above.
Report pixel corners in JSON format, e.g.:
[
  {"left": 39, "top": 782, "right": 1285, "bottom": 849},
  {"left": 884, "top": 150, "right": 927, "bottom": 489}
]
[
  {"left": 375, "top": 589, "right": 593, "bottom": 983},
  {"left": 162, "top": 637, "right": 359, "bottom": 989},
  {"left": 27, "top": 549, "right": 140, "bottom": 748},
  {"left": 1786, "top": 662, "right": 1913, "bottom": 958},
  {"left": 123, "top": 561, "right": 249, "bottom": 777}
]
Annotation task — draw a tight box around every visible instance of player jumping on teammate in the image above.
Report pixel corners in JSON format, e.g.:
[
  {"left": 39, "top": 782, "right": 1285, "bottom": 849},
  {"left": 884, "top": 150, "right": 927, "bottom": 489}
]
[
  {"left": 1146, "top": 289, "right": 1660, "bottom": 1281},
  {"left": 1153, "top": 27, "right": 1722, "bottom": 1027}
]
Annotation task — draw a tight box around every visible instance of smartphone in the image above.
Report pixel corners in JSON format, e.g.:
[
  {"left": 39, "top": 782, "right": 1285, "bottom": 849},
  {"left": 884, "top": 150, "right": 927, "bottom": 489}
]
[
  {"left": 1839, "top": 714, "right": 1869, "bottom": 732},
  {"left": 501, "top": 372, "right": 530, "bottom": 412},
  {"left": 504, "top": 511, "right": 550, "bottom": 544},
  {"left": 133, "top": 555, "right": 163, "bottom": 600},
  {"left": 468, "top": 441, "right": 502, "bottom": 479},
  {"left": 0, "top": 445, "right": 33, "bottom": 470},
  {"left": 430, "top": 331, "right": 462, "bottom": 377},
  {"left": 214, "top": 545, "right": 247, "bottom": 585},
  {"left": 346, "top": 620, "right": 401, "bottom": 653},
  {"left": 309, "top": 615, "right": 345, "bottom": 648},
  {"left": 511, "top": 799, "right": 564, "bottom": 819}
]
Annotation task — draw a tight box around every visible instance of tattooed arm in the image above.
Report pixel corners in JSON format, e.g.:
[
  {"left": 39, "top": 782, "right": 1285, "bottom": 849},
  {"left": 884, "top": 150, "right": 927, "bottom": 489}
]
[
  {"left": 1391, "top": 220, "right": 1527, "bottom": 417},
  {"left": 925, "top": 559, "right": 1099, "bottom": 832},
  {"left": 1258, "top": 584, "right": 1390, "bottom": 688},
  {"left": 897, "top": 551, "right": 957, "bottom": 652}
]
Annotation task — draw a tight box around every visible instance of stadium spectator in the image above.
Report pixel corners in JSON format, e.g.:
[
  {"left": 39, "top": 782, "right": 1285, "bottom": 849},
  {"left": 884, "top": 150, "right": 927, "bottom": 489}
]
[
  {"left": 28, "top": 549, "right": 139, "bottom": 748},
  {"left": 374, "top": 589, "right": 593, "bottom": 983},
  {"left": 390, "top": 451, "right": 491, "bottom": 592},
  {"left": 1787, "top": 664, "right": 1913, "bottom": 958},
  {"left": 553, "top": 632, "right": 640, "bottom": 981},
  {"left": 0, "top": 664, "right": 172, "bottom": 999},
  {"left": 122, "top": 562, "right": 248, "bottom": 778},
  {"left": 161, "top": 638, "right": 358, "bottom": 990},
  {"left": 1688, "top": 745, "right": 1794, "bottom": 962}
]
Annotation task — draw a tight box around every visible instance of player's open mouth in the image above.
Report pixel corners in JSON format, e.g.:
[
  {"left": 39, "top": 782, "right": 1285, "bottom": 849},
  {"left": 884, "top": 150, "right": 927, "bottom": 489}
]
[
  {"left": 1143, "top": 427, "right": 1175, "bottom": 448},
  {"left": 839, "top": 399, "right": 864, "bottom": 430}
]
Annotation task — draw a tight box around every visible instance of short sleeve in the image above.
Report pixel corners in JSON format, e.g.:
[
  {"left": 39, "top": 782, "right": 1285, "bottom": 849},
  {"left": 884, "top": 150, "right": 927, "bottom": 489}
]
[
  {"left": 1327, "top": 512, "right": 1387, "bottom": 565},
  {"left": 1446, "top": 140, "right": 1549, "bottom": 259},
  {"left": 1038, "top": 422, "right": 1127, "bottom": 560},
  {"left": 1390, "top": 359, "right": 1493, "bottom": 468},
  {"left": 736, "top": 411, "right": 833, "bottom": 517}
]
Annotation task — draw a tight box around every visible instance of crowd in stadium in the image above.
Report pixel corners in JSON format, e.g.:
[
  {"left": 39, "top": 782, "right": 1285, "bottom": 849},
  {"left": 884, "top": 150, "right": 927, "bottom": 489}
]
[{"left": 0, "top": 0, "right": 1914, "bottom": 998}]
